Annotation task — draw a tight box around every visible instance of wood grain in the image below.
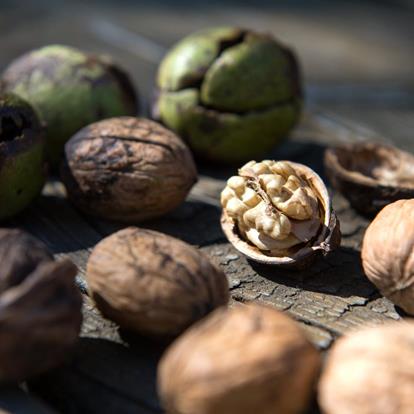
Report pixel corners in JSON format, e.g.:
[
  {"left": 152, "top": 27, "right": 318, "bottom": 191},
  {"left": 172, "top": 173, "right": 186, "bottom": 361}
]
[{"left": 0, "top": 1, "right": 413, "bottom": 413}]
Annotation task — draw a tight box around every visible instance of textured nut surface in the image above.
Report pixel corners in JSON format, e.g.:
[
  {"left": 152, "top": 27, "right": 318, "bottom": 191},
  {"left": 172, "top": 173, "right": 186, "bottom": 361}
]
[
  {"left": 0, "top": 229, "right": 82, "bottom": 384},
  {"left": 1, "top": 44, "right": 138, "bottom": 166},
  {"left": 319, "top": 322, "right": 414, "bottom": 414},
  {"left": 158, "top": 303, "right": 321, "bottom": 414},
  {"left": 221, "top": 160, "right": 321, "bottom": 253},
  {"left": 87, "top": 227, "right": 229, "bottom": 339},
  {"left": 153, "top": 27, "right": 302, "bottom": 164},
  {"left": 324, "top": 142, "right": 414, "bottom": 216},
  {"left": 361, "top": 199, "right": 414, "bottom": 314},
  {"left": 61, "top": 117, "right": 197, "bottom": 222},
  {"left": 0, "top": 93, "right": 46, "bottom": 220}
]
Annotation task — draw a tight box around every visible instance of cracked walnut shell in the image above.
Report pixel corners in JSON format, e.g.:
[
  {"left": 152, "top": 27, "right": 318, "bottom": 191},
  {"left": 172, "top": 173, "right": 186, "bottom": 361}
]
[
  {"left": 61, "top": 117, "right": 197, "bottom": 222},
  {"left": 221, "top": 160, "right": 340, "bottom": 267},
  {"left": 0, "top": 229, "right": 82, "bottom": 384},
  {"left": 158, "top": 303, "right": 321, "bottom": 414},
  {"left": 361, "top": 199, "right": 414, "bottom": 314},
  {"left": 86, "top": 227, "right": 229, "bottom": 339},
  {"left": 319, "top": 321, "right": 414, "bottom": 414},
  {"left": 325, "top": 142, "right": 414, "bottom": 216}
]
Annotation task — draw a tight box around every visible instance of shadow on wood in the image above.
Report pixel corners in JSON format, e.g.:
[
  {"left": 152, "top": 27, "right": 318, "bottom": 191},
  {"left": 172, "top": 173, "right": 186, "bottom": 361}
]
[
  {"left": 28, "top": 337, "right": 163, "bottom": 414},
  {"left": 249, "top": 246, "right": 378, "bottom": 300}
]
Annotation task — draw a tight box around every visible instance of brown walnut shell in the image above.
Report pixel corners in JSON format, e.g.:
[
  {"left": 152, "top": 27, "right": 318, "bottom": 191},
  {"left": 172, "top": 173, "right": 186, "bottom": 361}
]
[
  {"left": 0, "top": 229, "right": 82, "bottom": 384},
  {"left": 221, "top": 161, "right": 340, "bottom": 268},
  {"left": 361, "top": 199, "right": 414, "bottom": 314},
  {"left": 158, "top": 303, "right": 321, "bottom": 414},
  {"left": 61, "top": 117, "right": 197, "bottom": 222},
  {"left": 86, "top": 227, "right": 229, "bottom": 339},
  {"left": 324, "top": 142, "right": 414, "bottom": 216},
  {"left": 319, "top": 321, "right": 414, "bottom": 414}
]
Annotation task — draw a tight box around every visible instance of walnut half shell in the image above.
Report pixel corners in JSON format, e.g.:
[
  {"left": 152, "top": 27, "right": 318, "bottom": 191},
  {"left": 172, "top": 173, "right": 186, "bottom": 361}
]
[
  {"left": 221, "top": 160, "right": 340, "bottom": 268},
  {"left": 325, "top": 142, "right": 414, "bottom": 216}
]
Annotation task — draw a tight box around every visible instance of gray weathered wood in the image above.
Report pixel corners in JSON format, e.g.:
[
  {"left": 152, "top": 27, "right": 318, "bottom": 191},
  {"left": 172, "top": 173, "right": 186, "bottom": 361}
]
[{"left": 1, "top": 1, "right": 413, "bottom": 413}]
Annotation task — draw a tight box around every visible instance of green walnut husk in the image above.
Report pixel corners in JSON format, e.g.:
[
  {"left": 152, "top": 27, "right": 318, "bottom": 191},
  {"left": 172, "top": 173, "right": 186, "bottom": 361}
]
[
  {"left": 1, "top": 45, "right": 138, "bottom": 167},
  {"left": 0, "top": 94, "right": 46, "bottom": 220},
  {"left": 152, "top": 27, "right": 302, "bottom": 163}
]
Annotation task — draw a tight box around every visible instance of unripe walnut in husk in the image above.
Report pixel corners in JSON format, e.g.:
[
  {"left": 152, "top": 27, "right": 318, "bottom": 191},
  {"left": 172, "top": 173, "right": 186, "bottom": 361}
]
[
  {"left": 361, "top": 199, "right": 414, "bottom": 314},
  {"left": 0, "top": 93, "right": 46, "bottom": 220},
  {"left": 1, "top": 45, "right": 138, "bottom": 167},
  {"left": 153, "top": 27, "right": 302, "bottom": 164},
  {"left": 319, "top": 322, "right": 414, "bottom": 414},
  {"left": 0, "top": 229, "right": 82, "bottom": 384},
  {"left": 86, "top": 227, "right": 229, "bottom": 339},
  {"left": 61, "top": 117, "right": 197, "bottom": 222},
  {"left": 158, "top": 303, "right": 321, "bottom": 414}
]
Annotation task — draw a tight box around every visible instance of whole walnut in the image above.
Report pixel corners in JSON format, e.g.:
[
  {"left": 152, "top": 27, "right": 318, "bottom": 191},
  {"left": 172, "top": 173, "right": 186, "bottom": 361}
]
[
  {"left": 319, "top": 322, "right": 414, "bottom": 414},
  {"left": 0, "top": 229, "right": 82, "bottom": 383},
  {"left": 361, "top": 199, "right": 414, "bottom": 314},
  {"left": 158, "top": 303, "right": 321, "bottom": 414},
  {"left": 86, "top": 227, "right": 229, "bottom": 339},
  {"left": 61, "top": 117, "right": 197, "bottom": 222}
]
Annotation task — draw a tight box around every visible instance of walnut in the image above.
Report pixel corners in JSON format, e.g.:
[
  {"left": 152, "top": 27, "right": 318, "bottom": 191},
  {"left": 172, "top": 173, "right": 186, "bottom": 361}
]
[
  {"left": 361, "top": 199, "right": 414, "bottom": 314},
  {"left": 325, "top": 142, "right": 414, "bottom": 216},
  {"left": 0, "top": 229, "right": 82, "bottom": 384},
  {"left": 158, "top": 303, "right": 321, "bottom": 414},
  {"left": 319, "top": 321, "right": 414, "bottom": 414},
  {"left": 61, "top": 117, "right": 197, "bottom": 222},
  {"left": 86, "top": 227, "right": 229, "bottom": 339},
  {"left": 221, "top": 160, "right": 340, "bottom": 267}
]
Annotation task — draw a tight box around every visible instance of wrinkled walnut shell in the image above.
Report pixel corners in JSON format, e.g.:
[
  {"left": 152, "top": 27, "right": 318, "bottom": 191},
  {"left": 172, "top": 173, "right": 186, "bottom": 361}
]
[
  {"left": 61, "top": 117, "right": 197, "bottom": 222},
  {"left": 325, "top": 142, "right": 414, "bottom": 216},
  {"left": 0, "top": 229, "right": 82, "bottom": 384},
  {"left": 87, "top": 227, "right": 229, "bottom": 339},
  {"left": 158, "top": 303, "right": 321, "bottom": 414},
  {"left": 361, "top": 199, "right": 414, "bottom": 314},
  {"left": 221, "top": 161, "right": 340, "bottom": 268},
  {"left": 319, "top": 321, "right": 414, "bottom": 414}
]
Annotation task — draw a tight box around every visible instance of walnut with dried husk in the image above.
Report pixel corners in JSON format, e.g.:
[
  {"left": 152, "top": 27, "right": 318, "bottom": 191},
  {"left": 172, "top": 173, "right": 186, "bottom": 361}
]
[
  {"left": 158, "top": 303, "right": 321, "bottom": 414},
  {"left": 319, "top": 321, "right": 414, "bottom": 414},
  {"left": 361, "top": 199, "right": 414, "bottom": 314},
  {"left": 86, "top": 227, "right": 229, "bottom": 339},
  {"left": 221, "top": 160, "right": 340, "bottom": 267},
  {"left": 325, "top": 142, "right": 414, "bottom": 216},
  {"left": 61, "top": 117, "right": 197, "bottom": 222},
  {"left": 0, "top": 229, "right": 82, "bottom": 384}
]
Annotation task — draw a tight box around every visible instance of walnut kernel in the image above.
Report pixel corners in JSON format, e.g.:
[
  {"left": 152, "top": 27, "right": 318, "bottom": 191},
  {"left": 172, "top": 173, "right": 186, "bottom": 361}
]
[{"left": 221, "top": 160, "right": 340, "bottom": 266}]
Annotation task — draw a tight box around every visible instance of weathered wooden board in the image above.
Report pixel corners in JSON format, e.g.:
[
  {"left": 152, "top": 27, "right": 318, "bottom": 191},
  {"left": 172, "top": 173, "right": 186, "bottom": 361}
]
[{"left": 0, "top": 0, "right": 413, "bottom": 413}]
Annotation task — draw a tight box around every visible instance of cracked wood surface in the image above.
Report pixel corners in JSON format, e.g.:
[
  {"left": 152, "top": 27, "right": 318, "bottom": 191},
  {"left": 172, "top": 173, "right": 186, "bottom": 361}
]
[{"left": 1, "top": 1, "right": 413, "bottom": 413}]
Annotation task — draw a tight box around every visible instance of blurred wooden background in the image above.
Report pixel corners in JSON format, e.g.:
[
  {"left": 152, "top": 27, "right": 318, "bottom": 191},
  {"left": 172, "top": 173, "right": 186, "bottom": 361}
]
[{"left": 0, "top": 1, "right": 413, "bottom": 413}]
